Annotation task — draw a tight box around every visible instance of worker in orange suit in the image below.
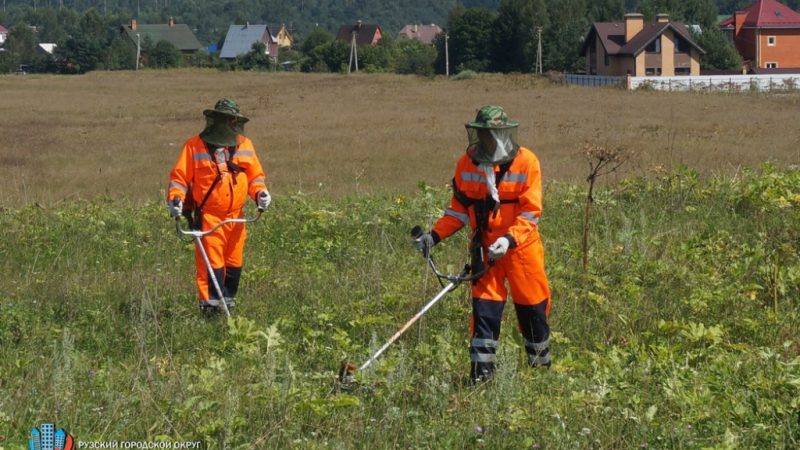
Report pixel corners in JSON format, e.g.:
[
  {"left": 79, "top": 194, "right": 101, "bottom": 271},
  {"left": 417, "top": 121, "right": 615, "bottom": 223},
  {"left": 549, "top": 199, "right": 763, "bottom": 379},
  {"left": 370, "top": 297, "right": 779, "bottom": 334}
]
[
  {"left": 167, "top": 98, "right": 270, "bottom": 313},
  {"left": 414, "top": 105, "right": 551, "bottom": 382}
]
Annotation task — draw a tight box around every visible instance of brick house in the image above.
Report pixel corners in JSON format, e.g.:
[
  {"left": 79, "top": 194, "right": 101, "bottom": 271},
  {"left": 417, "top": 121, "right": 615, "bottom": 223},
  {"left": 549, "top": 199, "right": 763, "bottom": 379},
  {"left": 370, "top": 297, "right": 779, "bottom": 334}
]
[
  {"left": 720, "top": 0, "right": 800, "bottom": 71},
  {"left": 580, "top": 13, "right": 705, "bottom": 76}
]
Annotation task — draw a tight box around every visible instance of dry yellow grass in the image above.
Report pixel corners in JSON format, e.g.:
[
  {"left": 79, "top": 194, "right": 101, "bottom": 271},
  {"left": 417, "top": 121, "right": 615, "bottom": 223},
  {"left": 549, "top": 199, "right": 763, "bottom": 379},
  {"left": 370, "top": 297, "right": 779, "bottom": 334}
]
[{"left": 1, "top": 69, "right": 798, "bottom": 206}]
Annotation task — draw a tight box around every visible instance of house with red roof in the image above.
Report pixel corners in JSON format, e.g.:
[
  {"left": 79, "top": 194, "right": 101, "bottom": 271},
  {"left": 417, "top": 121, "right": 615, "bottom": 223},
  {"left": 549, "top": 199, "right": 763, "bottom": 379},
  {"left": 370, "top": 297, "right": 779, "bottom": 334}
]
[
  {"left": 0, "top": 25, "right": 8, "bottom": 48},
  {"left": 336, "top": 22, "right": 382, "bottom": 46},
  {"left": 720, "top": 0, "right": 800, "bottom": 71},
  {"left": 398, "top": 24, "right": 442, "bottom": 45},
  {"left": 580, "top": 13, "right": 705, "bottom": 77}
]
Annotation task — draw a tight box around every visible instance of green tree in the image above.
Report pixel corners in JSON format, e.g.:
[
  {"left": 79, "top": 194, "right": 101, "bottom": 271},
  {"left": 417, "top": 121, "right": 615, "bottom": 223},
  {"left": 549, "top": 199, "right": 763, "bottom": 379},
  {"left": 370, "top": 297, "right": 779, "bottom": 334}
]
[
  {"left": 301, "top": 27, "right": 334, "bottom": 54},
  {"left": 640, "top": 0, "right": 718, "bottom": 28},
  {"left": 395, "top": 38, "right": 437, "bottom": 76},
  {"left": 446, "top": 6, "right": 496, "bottom": 73},
  {"left": 149, "top": 40, "right": 183, "bottom": 68},
  {"left": 5, "top": 23, "right": 38, "bottom": 66},
  {"left": 235, "top": 41, "right": 272, "bottom": 71},
  {"left": 694, "top": 26, "right": 742, "bottom": 70},
  {"left": 589, "top": 0, "right": 625, "bottom": 21},
  {"left": 544, "top": 0, "right": 589, "bottom": 72},
  {"left": 55, "top": 35, "right": 104, "bottom": 73},
  {"left": 303, "top": 39, "right": 350, "bottom": 72},
  {"left": 492, "top": 0, "right": 549, "bottom": 72}
]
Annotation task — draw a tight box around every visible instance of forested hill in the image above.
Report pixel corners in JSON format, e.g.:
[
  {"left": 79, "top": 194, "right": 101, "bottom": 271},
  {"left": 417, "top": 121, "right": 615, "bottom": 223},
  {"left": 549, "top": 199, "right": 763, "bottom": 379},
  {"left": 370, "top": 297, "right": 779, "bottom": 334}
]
[{"left": 1, "top": 0, "right": 799, "bottom": 43}]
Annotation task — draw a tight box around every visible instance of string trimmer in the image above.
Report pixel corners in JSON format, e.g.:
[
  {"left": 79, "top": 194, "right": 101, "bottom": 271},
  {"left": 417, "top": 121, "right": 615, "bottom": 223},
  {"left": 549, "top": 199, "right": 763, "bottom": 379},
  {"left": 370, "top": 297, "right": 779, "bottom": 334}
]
[{"left": 338, "top": 226, "right": 491, "bottom": 386}]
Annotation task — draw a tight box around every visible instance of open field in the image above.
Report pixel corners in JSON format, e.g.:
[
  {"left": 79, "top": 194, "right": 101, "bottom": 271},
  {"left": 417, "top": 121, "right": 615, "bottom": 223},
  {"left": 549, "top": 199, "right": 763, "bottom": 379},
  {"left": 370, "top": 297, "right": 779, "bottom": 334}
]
[
  {"left": 1, "top": 70, "right": 799, "bottom": 206},
  {"left": 1, "top": 71, "right": 799, "bottom": 448},
  {"left": 1, "top": 169, "right": 799, "bottom": 448}
]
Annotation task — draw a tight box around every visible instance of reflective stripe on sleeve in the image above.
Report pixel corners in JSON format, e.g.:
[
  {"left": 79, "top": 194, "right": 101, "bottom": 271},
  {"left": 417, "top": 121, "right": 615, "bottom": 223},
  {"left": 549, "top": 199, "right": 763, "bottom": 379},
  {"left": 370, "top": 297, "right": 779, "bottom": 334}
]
[
  {"left": 249, "top": 177, "right": 266, "bottom": 187},
  {"left": 169, "top": 181, "right": 188, "bottom": 193},
  {"left": 235, "top": 150, "right": 254, "bottom": 158},
  {"left": 520, "top": 212, "right": 540, "bottom": 224},
  {"left": 445, "top": 208, "right": 469, "bottom": 225},
  {"left": 460, "top": 172, "right": 486, "bottom": 182},
  {"left": 193, "top": 153, "right": 212, "bottom": 161},
  {"left": 502, "top": 173, "right": 528, "bottom": 183}
]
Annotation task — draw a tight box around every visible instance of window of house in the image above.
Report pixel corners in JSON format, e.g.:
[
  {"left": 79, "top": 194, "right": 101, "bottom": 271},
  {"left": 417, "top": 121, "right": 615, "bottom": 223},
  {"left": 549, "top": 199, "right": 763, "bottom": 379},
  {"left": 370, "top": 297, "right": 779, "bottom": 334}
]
[
  {"left": 766, "top": 62, "right": 778, "bottom": 68},
  {"left": 674, "top": 35, "right": 690, "bottom": 53},
  {"left": 768, "top": 36, "right": 776, "bottom": 46},
  {"left": 645, "top": 67, "right": 662, "bottom": 76},
  {"left": 645, "top": 38, "right": 661, "bottom": 53},
  {"left": 675, "top": 67, "right": 691, "bottom": 76}
]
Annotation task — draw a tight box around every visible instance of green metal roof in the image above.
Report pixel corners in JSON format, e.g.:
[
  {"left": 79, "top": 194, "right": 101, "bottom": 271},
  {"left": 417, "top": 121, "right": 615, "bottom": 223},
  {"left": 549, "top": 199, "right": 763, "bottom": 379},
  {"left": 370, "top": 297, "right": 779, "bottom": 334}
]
[{"left": 123, "top": 23, "right": 202, "bottom": 51}]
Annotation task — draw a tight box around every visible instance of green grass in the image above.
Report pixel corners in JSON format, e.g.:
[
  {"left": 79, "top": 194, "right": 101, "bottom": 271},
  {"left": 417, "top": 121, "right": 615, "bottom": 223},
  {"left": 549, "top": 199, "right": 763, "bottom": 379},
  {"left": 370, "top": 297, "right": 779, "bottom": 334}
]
[{"left": 1, "top": 166, "right": 799, "bottom": 449}]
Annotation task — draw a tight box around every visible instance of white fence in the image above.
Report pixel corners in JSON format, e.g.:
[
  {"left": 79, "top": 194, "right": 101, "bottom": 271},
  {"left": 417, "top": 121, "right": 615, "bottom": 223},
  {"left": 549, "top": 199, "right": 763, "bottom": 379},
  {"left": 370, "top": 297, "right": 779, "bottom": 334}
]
[
  {"left": 630, "top": 74, "right": 800, "bottom": 92},
  {"left": 564, "top": 73, "right": 800, "bottom": 92}
]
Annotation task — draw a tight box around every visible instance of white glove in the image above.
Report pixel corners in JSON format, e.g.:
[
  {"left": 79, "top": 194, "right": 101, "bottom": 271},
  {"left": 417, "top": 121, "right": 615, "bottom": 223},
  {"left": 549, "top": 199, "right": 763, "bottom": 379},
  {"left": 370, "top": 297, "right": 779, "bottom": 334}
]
[
  {"left": 488, "top": 237, "right": 510, "bottom": 260},
  {"left": 257, "top": 190, "right": 271, "bottom": 210},
  {"left": 413, "top": 232, "right": 435, "bottom": 253},
  {"left": 168, "top": 197, "right": 183, "bottom": 219}
]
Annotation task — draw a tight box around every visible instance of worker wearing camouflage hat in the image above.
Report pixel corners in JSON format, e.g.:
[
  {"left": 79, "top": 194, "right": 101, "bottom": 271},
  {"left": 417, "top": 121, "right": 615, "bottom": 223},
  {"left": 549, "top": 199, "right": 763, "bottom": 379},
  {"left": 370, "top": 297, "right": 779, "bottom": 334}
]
[
  {"left": 167, "top": 98, "right": 271, "bottom": 313},
  {"left": 414, "top": 105, "right": 552, "bottom": 382}
]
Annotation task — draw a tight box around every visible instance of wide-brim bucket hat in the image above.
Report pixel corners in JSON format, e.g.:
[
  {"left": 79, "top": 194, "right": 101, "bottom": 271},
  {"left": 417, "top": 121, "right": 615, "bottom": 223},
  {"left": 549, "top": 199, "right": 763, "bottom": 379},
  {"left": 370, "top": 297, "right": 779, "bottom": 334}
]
[
  {"left": 200, "top": 98, "right": 249, "bottom": 147},
  {"left": 203, "top": 98, "right": 250, "bottom": 124},
  {"left": 465, "top": 105, "right": 519, "bottom": 130}
]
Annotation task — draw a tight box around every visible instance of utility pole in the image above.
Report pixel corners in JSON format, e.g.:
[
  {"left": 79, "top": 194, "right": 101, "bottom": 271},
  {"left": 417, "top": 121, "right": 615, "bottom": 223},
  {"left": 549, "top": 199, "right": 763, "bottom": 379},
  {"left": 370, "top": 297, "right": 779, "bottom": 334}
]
[
  {"left": 348, "top": 28, "right": 359, "bottom": 73},
  {"left": 348, "top": 30, "right": 354, "bottom": 74},
  {"left": 536, "top": 26, "right": 543, "bottom": 75},
  {"left": 136, "top": 33, "right": 141, "bottom": 70},
  {"left": 445, "top": 32, "right": 449, "bottom": 77}
]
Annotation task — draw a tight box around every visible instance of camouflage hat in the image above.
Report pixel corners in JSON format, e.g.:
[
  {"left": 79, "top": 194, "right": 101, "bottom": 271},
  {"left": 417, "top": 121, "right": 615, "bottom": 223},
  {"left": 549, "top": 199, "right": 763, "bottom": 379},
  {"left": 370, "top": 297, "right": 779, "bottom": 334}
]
[
  {"left": 203, "top": 98, "right": 250, "bottom": 123},
  {"left": 465, "top": 105, "right": 519, "bottom": 129},
  {"left": 200, "top": 98, "right": 248, "bottom": 147}
]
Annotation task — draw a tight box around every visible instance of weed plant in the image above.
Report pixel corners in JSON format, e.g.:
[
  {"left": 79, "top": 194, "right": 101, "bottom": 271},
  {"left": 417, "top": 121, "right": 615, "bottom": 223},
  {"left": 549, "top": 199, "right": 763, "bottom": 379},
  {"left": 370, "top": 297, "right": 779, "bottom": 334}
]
[{"left": 1, "top": 166, "right": 799, "bottom": 448}]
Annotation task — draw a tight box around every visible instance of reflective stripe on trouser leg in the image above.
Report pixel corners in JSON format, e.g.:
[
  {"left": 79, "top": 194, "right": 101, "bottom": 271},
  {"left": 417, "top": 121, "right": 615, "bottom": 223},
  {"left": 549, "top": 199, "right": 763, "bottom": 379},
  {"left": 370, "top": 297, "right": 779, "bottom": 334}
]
[
  {"left": 223, "top": 266, "right": 242, "bottom": 298},
  {"left": 514, "top": 301, "right": 551, "bottom": 367},
  {"left": 470, "top": 298, "right": 505, "bottom": 379}
]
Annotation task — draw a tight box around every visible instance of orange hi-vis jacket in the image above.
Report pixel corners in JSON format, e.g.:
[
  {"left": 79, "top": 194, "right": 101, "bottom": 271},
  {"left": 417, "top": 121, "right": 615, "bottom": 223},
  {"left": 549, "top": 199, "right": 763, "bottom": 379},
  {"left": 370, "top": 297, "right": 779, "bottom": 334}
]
[
  {"left": 167, "top": 135, "right": 267, "bottom": 216},
  {"left": 432, "top": 147, "right": 542, "bottom": 250}
]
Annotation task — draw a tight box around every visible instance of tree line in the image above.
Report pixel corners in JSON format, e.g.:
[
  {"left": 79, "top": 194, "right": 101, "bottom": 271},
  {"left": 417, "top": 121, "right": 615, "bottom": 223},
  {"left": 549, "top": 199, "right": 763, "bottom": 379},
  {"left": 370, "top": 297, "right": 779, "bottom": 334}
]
[{"left": 1, "top": 0, "right": 785, "bottom": 74}]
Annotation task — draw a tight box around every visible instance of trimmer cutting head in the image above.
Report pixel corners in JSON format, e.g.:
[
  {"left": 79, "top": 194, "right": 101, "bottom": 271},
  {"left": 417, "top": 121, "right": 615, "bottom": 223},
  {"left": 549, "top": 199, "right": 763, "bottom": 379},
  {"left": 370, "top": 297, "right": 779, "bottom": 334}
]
[{"left": 338, "top": 361, "right": 357, "bottom": 385}]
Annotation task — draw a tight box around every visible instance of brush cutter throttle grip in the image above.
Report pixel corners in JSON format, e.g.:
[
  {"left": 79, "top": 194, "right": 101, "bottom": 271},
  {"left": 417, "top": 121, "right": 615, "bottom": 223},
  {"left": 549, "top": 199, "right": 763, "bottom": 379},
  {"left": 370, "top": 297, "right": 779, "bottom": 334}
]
[{"left": 410, "top": 224, "right": 493, "bottom": 283}]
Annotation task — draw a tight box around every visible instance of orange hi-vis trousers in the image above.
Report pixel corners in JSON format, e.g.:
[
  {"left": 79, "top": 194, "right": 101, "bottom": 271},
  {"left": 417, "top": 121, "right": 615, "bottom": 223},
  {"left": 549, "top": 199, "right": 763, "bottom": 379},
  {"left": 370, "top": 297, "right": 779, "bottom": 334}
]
[
  {"left": 195, "top": 210, "right": 247, "bottom": 302},
  {"left": 469, "top": 237, "right": 551, "bottom": 379}
]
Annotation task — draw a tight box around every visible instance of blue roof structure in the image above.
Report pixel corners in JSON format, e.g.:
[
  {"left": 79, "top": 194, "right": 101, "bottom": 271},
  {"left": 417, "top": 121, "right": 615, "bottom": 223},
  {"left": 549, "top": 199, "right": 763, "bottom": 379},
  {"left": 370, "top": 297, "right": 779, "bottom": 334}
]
[{"left": 220, "top": 24, "right": 272, "bottom": 59}]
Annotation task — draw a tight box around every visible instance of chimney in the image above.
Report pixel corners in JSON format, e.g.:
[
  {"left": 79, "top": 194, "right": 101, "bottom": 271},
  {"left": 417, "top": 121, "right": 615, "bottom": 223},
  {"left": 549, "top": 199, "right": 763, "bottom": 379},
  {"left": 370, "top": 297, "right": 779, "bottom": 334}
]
[
  {"left": 657, "top": 13, "right": 669, "bottom": 24},
  {"left": 131, "top": 19, "right": 137, "bottom": 31},
  {"left": 734, "top": 10, "right": 746, "bottom": 37},
  {"left": 168, "top": 17, "right": 175, "bottom": 28},
  {"left": 624, "top": 13, "right": 644, "bottom": 43}
]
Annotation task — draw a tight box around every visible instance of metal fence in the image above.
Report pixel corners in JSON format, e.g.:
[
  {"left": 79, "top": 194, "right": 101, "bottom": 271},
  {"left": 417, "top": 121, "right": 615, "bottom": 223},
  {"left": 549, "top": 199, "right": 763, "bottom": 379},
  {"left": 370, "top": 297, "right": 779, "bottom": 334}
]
[
  {"left": 629, "top": 74, "right": 800, "bottom": 92},
  {"left": 564, "top": 74, "right": 625, "bottom": 88}
]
